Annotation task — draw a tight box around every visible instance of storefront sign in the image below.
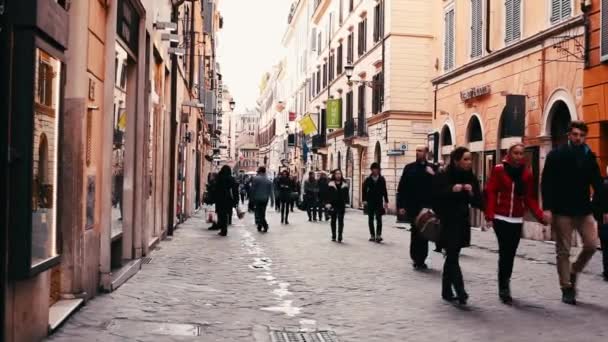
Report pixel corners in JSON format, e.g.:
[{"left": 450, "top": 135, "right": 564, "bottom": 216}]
[
  {"left": 326, "top": 99, "right": 342, "bottom": 129},
  {"left": 460, "top": 85, "right": 491, "bottom": 102},
  {"left": 387, "top": 150, "right": 405, "bottom": 156}
]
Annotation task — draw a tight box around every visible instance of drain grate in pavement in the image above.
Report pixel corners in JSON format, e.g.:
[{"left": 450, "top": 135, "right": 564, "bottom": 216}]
[
  {"left": 270, "top": 330, "right": 339, "bottom": 342},
  {"left": 106, "top": 319, "right": 201, "bottom": 336},
  {"left": 141, "top": 257, "right": 152, "bottom": 264}
]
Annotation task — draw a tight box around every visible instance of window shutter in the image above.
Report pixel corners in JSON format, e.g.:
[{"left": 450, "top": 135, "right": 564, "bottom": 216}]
[
  {"left": 311, "top": 28, "right": 317, "bottom": 51},
  {"left": 358, "top": 84, "right": 365, "bottom": 118},
  {"left": 444, "top": 9, "right": 455, "bottom": 71},
  {"left": 505, "top": 0, "right": 513, "bottom": 43},
  {"left": 471, "top": 0, "right": 482, "bottom": 58},
  {"left": 551, "top": 0, "right": 561, "bottom": 24},
  {"left": 602, "top": 0, "right": 608, "bottom": 62},
  {"left": 561, "top": 0, "right": 572, "bottom": 19},
  {"left": 513, "top": 0, "right": 521, "bottom": 41}
]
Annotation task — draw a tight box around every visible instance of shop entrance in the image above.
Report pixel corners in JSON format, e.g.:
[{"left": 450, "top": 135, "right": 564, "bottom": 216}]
[{"left": 466, "top": 115, "right": 484, "bottom": 227}]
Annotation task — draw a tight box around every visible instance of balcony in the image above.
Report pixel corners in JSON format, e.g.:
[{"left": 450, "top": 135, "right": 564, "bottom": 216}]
[
  {"left": 311, "top": 134, "right": 328, "bottom": 154},
  {"left": 344, "top": 116, "right": 368, "bottom": 148}
]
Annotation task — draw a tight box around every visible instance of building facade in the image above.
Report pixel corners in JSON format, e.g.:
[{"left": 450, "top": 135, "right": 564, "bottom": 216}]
[
  {"left": 1, "top": 0, "right": 224, "bottom": 340},
  {"left": 235, "top": 110, "right": 260, "bottom": 173},
  {"left": 431, "top": 0, "right": 586, "bottom": 240}
]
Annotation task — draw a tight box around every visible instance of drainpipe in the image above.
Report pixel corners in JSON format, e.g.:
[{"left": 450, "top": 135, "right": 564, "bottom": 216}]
[
  {"left": 582, "top": 0, "right": 591, "bottom": 68},
  {"left": 168, "top": 4, "right": 179, "bottom": 235},
  {"left": 485, "top": 0, "right": 492, "bottom": 54}
]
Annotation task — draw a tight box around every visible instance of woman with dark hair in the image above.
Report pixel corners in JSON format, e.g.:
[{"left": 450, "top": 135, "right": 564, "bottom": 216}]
[
  {"left": 278, "top": 170, "right": 294, "bottom": 224},
  {"left": 212, "top": 165, "right": 239, "bottom": 236},
  {"left": 432, "top": 147, "right": 482, "bottom": 305},
  {"left": 326, "top": 169, "right": 349, "bottom": 242},
  {"left": 485, "top": 143, "right": 548, "bottom": 304}
]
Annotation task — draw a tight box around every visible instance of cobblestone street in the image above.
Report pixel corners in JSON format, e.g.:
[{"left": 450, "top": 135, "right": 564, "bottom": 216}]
[{"left": 48, "top": 206, "right": 608, "bottom": 342}]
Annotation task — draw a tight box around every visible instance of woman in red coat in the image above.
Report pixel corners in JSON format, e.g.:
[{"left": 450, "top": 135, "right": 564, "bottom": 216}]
[{"left": 485, "top": 143, "right": 548, "bottom": 305}]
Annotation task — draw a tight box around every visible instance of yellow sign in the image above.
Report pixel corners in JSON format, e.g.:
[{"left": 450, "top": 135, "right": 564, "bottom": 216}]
[
  {"left": 118, "top": 112, "right": 127, "bottom": 130},
  {"left": 299, "top": 114, "right": 317, "bottom": 135}
]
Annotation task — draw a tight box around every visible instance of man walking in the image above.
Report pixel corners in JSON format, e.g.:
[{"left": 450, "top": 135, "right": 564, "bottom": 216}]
[
  {"left": 542, "top": 120, "right": 607, "bottom": 304},
  {"left": 317, "top": 172, "right": 330, "bottom": 221},
  {"left": 251, "top": 166, "right": 273, "bottom": 232},
  {"left": 304, "top": 171, "right": 319, "bottom": 221},
  {"left": 362, "top": 163, "right": 389, "bottom": 242},
  {"left": 397, "top": 146, "right": 436, "bottom": 270}
]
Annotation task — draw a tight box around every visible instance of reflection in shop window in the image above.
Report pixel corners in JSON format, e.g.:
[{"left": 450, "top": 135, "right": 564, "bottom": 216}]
[{"left": 31, "top": 48, "right": 60, "bottom": 267}]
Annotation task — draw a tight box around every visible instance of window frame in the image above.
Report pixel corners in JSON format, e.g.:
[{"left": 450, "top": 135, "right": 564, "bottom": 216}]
[
  {"left": 549, "top": 0, "right": 573, "bottom": 25},
  {"left": 470, "top": 0, "right": 484, "bottom": 59},
  {"left": 443, "top": 4, "right": 456, "bottom": 72},
  {"left": 504, "top": 0, "right": 523, "bottom": 45}
]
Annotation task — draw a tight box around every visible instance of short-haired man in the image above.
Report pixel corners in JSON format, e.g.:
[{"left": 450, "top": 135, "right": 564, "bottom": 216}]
[
  {"left": 363, "top": 162, "right": 389, "bottom": 242},
  {"left": 398, "top": 146, "right": 437, "bottom": 270},
  {"left": 251, "top": 166, "right": 273, "bottom": 232},
  {"left": 542, "top": 120, "right": 608, "bottom": 304}
]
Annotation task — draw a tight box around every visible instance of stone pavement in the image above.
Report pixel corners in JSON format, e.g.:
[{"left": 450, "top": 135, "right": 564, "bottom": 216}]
[{"left": 47, "top": 205, "right": 608, "bottom": 342}]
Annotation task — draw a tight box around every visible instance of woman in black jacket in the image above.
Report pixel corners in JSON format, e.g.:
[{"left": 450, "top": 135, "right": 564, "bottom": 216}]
[
  {"left": 362, "top": 162, "right": 389, "bottom": 242},
  {"left": 432, "top": 147, "right": 482, "bottom": 305},
  {"left": 326, "top": 169, "right": 349, "bottom": 242},
  {"left": 213, "top": 165, "right": 239, "bottom": 236},
  {"left": 278, "top": 170, "right": 294, "bottom": 224}
]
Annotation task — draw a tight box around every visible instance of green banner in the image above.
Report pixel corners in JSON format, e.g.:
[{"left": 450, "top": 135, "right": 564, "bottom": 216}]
[{"left": 326, "top": 99, "right": 342, "bottom": 129}]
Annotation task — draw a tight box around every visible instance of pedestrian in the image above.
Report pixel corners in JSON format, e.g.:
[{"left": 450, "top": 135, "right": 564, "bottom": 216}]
[
  {"left": 212, "top": 165, "right": 239, "bottom": 236},
  {"left": 432, "top": 146, "right": 482, "bottom": 305},
  {"left": 362, "top": 162, "right": 389, "bottom": 243},
  {"left": 485, "top": 143, "right": 549, "bottom": 304},
  {"left": 205, "top": 172, "right": 219, "bottom": 230},
  {"left": 290, "top": 175, "right": 300, "bottom": 212},
  {"left": 304, "top": 171, "right": 319, "bottom": 221},
  {"left": 278, "top": 170, "right": 294, "bottom": 224},
  {"left": 239, "top": 182, "right": 247, "bottom": 204},
  {"left": 593, "top": 166, "right": 608, "bottom": 282},
  {"left": 326, "top": 169, "right": 349, "bottom": 242},
  {"left": 397, "top": 146, "right": 437, "bottom": 270},
  {"left": 541, "top": 120, "right": 607, "bottom": 305},
  {"left": 251, "top": 166, "right": 273, "bottom": 233},
  {"left": 273, "top": 174, "right": 281, "bottom": 212},
  {"left": 318, "top": 171, "right": 330, "bottom": 221}
]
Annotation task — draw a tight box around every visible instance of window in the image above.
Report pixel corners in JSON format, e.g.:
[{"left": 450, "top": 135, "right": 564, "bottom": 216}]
[
  {"left": 372, "top": 72, "right": 384, "bottom": 114},
  {"left": 323, "top": 62, "right": 328, "bottom": 88},
  {"left": 36, "top": 57, "right": 55, "bottom": 107},
  {"left": 316, "top": 69, "right": 321, "bottom": 94},
  {"left": 358, "top": 18, "right": 367, "bottom": 57},
  {"left": 349, "top": 0, "right": 354, "bottom": 12},
  {"left": 505, "top": 0, "right": 522, "bottom": 43},
  {"left": 339, "top": 0, "right": 344, "bottom": 24},
  {"left": 373, "top": 2, "right": 384, "bottom": 43},
  {"left": 337, "top": 43, "right": 343, "bottom": 74},
  {"left": 357, "top": 84, "right": 366, "bottom": 118},
  {"left": 347, "top": 32, "right": 354, "bottom": 63},
  {"left": 551, "top": 0, "right": 572, "bottom": 24},
  {"left": 471, "top": 0, "right": 483, "bottom": 58},
  {"left": 318, "top": 31, "right": 323, "bottom": 55},
  {"left": 346, "top": 90, "right": 354, "bottom": 120},
  {"left": 601, "top": 0, "right": 608, "bottom": 62},
  {"left": 444, "top": 7, "right": 455, "bottom": 71},
  {"left": 329, "top": 53, "right": 335, "bottom": 82}
]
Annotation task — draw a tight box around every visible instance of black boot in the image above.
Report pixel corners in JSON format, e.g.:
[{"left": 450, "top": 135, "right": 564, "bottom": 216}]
[
  {"left": 499, "top": 283, "right": 513, "bottom": 305},
  {"left": 561, "top": 287, "right": 576, "bottom": 305}
]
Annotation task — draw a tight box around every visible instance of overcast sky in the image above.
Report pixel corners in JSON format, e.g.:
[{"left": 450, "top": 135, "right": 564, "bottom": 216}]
[{"left": 217, "top": 0, "right": 291, "bottom": 113}]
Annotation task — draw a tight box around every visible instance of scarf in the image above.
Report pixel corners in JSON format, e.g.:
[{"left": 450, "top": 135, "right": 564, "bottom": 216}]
[
  {"left": 371, "top": 175, "right": 380, "bottom": 182},
  {"left": 503, "top": 161, "right": 525, "bottom": 196}
]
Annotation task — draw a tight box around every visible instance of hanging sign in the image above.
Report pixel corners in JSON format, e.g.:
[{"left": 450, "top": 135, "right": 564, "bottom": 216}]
[
  {"left": 299, "top": 114, "right": 317, "bottom": 135},
  {"left": 326, "top": 99, "right": 342, "bottom": 129}
]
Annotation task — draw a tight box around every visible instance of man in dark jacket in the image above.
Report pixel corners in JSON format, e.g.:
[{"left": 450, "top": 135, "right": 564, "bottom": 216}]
[
  {"left": 273, "top": 174, "right": 281, "bottom": 212},
  {"left": 397, "top": 146, "right": 436, "bottom": 270},
  {"left": 304, "top": 171, "right": 319, "bottom": 221},
  {"left": 213, "top": 165, "right": 239, "bottom": 236},
  {"left": 363, "top": 162, "right": 389, "bottom": 242},
  {"left": 251, "top": 166, "right": 273, "bottom": 232},
  {"left": 592, "top": 167, "right": 608, "bottom": 282},
  {"left": 542, "top": 120, "right": 608, "bottom": 304},
  {"left": 317, "top": 172, "right": 330, "bottom": 221}
]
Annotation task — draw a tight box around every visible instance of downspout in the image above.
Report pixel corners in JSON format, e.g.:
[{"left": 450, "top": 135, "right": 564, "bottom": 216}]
[
  {"left": 485, "top": 0, "right": 492, "bottom": 54},
  {"left": 188, "top": 4, "right": 196, "bottom": 87},
  {"left": 582, "top": 0, "right": 591, "bottom": 69},
  {"left": 381, "top": 0, "right": 386, "bottom": 143},
  {"left": 168, "top": 4, "right": 179, "bottom": 235}
]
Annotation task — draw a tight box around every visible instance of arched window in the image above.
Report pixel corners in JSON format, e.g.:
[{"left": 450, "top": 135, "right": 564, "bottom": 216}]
[
  {"left": 548, "top": 100, "right": 572, "bottom": 148},
  {"left": 337, "top": 151, "right": 342, "bottom": 170},
  {"left": 466, "top": 116, "right": 483, "bottom": 143},
  {"left": 374, "top": 141, "right": 381, "bottom": 165},
  {"left": 441, "top": 125, "right": 453, "bottom": 147}
]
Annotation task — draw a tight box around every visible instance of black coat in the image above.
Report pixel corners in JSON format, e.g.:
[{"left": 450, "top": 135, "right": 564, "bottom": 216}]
[
  {"left": 318, "top": 177, "right": 330, "bottom": 202},
  {"left": 213, "top": 176, "right": 239, "bottom": 210},
  {"left": 278, "top": 176, "right": 294, "bottom": 201},
  {"left": 432, "top": 168, "right": 482, "bottom": 249},
  {"left": 397, "top": 161, "right": 436, "bottom": 216},
  {"left": 542, "top": 143, "right": 606, "bottom": 216},
  {"left": 362, "top": 175, "right": 388, "bottom": 209},
  {"left": 327, "top": 180, "right": 349, "bottom": 209}
]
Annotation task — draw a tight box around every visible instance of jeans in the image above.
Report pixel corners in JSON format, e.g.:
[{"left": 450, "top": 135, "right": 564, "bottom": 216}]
[
  {"left": 254, "top": 200, "right": 269, "bottom": 229},
  {"left": 306, "top": 198, "right": 318, "bottom": 220},
  {"left": 493, "top": 219, "right": 523, "bottom": 289},
  {"left": 410, "top": 215, "right": 429, "bottom": 266},
  {"left": 330, "top": 207, "right": 345, "bottom": 239},
  {"left": 280, "top": 200, "right": 290, "bottom": 223},
  {"left": 368, "top": 207, "right": 383, "bottom": 237},
  {"left": 552, "top": 214, "right": 598, "bottom": 288},
  {"left": 442, "top": 246, "right": 466, "bottom": 297}
]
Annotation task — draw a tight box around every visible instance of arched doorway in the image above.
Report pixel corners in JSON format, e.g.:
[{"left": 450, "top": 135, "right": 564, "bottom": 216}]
[
  {"left": 329, "top": 153, "right": 334, "bottom": 171},
  {"left": 440, "top": 124, "right": 453, "bottom": 163},
  {"left": 337, "top": 151, "right": 342, "bottom": 170},
  {"left": 374, "top": 142, "right": 381, "bottom": 166},
  {"left": 548, "top": 100, "right": 572, "bottom": 148},
  {"left": 358, "top": 148, "right": 367, "bottom": 208},
  {"left": 466, "top": 115, "right": 485, "bottom": 227}
]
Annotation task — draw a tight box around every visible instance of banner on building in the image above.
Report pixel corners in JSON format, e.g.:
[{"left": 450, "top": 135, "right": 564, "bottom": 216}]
[
  {"left": 326, "top": 99, "right": 342, "bottom": 129},
  {"left": 299, "top": 114, "right": 317, "bottom": 135},
  {"left": 289, "top": 112, "right": 296, "bottom": 121}
]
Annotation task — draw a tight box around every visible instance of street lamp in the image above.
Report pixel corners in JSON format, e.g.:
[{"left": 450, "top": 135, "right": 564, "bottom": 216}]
[
  {"left": 344, "top": 63, "right": 382, "bottom": 89},
  {"left": 229, "top": 99, "right": 236, "bottom": 111},
  {"left": 344, "top": 64, "right": 355, "bottom": 81}
]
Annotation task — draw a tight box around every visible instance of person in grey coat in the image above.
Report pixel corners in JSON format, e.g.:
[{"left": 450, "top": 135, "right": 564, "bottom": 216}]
[{"left": 251, "top": 166, "right": 273, "bottom": 232}]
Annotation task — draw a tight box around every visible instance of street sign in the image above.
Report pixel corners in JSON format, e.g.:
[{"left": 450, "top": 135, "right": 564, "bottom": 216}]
[
  {"left": 387, "top": 150, "right": 405, "bottom": 156},
  {"left": 399, "top": 143, "right": 408, "bottom": 151}
]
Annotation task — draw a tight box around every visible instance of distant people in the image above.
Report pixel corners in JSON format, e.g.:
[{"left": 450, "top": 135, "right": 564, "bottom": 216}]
[
  {"left": 317, "top": 172, "right": 330, "bottom": 221},
  {"left": 251, "top": 167, "right": 273, "bottom": 233},
  {"left": 304, "top": 172, "right": 320, "bottom": 221},
  {"left": 326, "top": 169, "right": 349, "bottom": 242},
  {"left": 212, "top": 165, "right": 239, "bottom": 236},
  {"left": 205, "top": 172, "right": 219, "bottom": 230},
  {"left": 485, "top": 143, "right": 548, "bottom": 305},
  {"left": 273, "top": 174, "right": 281, "bottom": 212},
  {"left": 594, "top": 166, "right": 608, "bottom": 282},
  {"left": 432, "top": 147, "right": 482, "bottom": 305},
  {"left": 362, "top": 162, "right": 388, "bottom": 243},
  {"left": 278, "top": 170, "right": 294, "bottom": 224},
  {"left": 397, "top": 146, "right": 437, "bottom": 270},
  {"left": 239, "top": 182, "right": 247, "bottom": 204},
  {"left": 290, "top": 175, "right": 300, "bottom": 212},
  {"left": 542, "top": 120, "right": 607, "bottom": 304}
]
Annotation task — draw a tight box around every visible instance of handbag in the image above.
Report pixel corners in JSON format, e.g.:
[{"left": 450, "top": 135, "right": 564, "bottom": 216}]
[{"left": 415, "top": 208, "right": 442, "bottom": 242}]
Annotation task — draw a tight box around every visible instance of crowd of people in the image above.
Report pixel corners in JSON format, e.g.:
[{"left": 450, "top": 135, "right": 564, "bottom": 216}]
[{"left": 202, "top": 120, "right": 608, "bottom": 307}]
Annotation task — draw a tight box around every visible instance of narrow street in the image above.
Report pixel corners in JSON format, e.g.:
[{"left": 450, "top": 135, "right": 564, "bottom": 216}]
[{"left": 48, "top": 206, "right": 608, "bottom": 342}]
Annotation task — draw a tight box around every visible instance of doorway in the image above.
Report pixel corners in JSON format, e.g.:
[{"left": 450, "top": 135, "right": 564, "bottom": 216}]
[{"left": 548, "top": 100, "right": 572, "bottom": 149}]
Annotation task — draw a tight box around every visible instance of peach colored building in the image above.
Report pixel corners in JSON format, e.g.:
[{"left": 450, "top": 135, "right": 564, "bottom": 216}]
[{"left": 431, "top": 0, "right": 586, "bottom": 240}]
